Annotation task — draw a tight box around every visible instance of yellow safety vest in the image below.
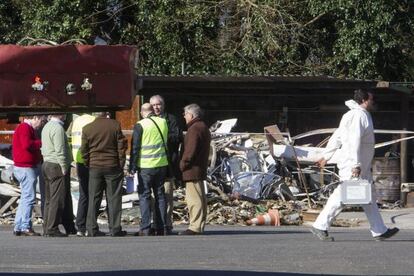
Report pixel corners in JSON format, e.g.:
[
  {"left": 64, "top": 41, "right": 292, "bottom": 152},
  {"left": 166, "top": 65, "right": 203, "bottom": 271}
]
[
  {"left": 137, "top": 116, "right": 168, "bottom": 168},
  {"left": 71, "top": 114, "right": 95, "bottom": 163}
]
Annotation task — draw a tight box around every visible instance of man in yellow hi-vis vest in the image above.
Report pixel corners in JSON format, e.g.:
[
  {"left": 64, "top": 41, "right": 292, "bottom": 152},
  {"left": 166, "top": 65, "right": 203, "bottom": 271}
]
[
  {"left": 70, "top": 114, "right": 95, "bottom": 237},
  {"left": 129, "top": 103, "right": 169, "bottom": 236},
  {"left": 149, "top": 94, "right": 183, "bottom": 235}
]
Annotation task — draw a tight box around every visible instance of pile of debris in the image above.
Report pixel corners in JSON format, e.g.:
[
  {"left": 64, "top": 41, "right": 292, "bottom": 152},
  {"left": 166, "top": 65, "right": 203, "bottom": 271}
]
[
  {"left": 116, "top": 119, "right": 363, "bottom": 227},
  {"left": 203, "top": 119, "right": 340, "bottom": 224}
]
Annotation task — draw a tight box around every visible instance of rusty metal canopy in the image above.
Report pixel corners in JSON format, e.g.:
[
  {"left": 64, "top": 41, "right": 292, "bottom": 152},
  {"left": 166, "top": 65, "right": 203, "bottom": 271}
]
[
  {"left": 137, "top": 75, "right": 381, "bottom": 96},
  {"left": 135, "top": 75, "right": 414, "bottom": 132},
  {"left": 136, "top": 75, "right": 414, "bottom": 111}
]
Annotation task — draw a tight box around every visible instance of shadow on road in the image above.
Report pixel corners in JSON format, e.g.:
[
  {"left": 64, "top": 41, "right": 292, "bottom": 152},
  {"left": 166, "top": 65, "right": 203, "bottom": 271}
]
[
  {"left": 204, "top": 230, "right": 309, "bottom": 235},
  {"left": 390, "top": 213, "right": 410, "bottom": 224},
  {"left": 0, "top": 270, "right": 340, "bottom": 276}
]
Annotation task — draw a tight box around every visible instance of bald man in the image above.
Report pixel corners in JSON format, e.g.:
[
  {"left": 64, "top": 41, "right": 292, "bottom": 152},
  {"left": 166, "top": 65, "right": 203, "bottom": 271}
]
[{"left": 130, "top": 103, "right": 169, "bottom": 236}]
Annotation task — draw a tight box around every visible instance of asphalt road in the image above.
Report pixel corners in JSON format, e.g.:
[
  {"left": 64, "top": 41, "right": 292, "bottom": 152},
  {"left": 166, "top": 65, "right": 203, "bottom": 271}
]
[{"left": 0, "top": 225, "right": 412, "bottom": 276}]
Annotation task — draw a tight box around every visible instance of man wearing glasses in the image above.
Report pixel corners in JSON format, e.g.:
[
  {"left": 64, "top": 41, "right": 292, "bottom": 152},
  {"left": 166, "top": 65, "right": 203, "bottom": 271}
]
[{"left": 179, "top": 104, "right": 211, "bottom": 235}]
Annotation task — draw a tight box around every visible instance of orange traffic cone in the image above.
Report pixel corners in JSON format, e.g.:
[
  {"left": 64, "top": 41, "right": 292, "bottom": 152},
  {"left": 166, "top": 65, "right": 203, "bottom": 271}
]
[{"left": 246, "top": 209, "right": 280, "bottom": 226}]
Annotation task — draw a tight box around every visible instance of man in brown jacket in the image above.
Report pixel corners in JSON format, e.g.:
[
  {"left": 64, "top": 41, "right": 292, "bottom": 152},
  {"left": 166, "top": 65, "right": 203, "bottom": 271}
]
[
  {"left": 81, "top": 112, "right": 127, "bottom": 237},
  {"left": 179, "top": 104, "right": 211, "bottom": 235}
]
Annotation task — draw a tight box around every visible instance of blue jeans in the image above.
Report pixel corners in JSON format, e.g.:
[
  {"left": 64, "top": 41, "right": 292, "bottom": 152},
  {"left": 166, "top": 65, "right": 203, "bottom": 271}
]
[
  {"left": 137, "top": 167, "right": 167, "bottom": 233},
  {"left": 13, "top": 166, "right": 39, "bottom": 231}
]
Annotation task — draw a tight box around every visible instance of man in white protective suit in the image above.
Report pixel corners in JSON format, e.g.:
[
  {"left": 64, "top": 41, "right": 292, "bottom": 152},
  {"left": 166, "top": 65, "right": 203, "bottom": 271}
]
[{"left": 311, "top": 89, "right": 399, "bottom": 241}]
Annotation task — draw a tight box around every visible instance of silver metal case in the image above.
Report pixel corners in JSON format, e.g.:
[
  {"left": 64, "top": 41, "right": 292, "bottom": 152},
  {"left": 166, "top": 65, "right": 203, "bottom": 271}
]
[{"left": 339, "top": 179, "right": 372, "bottom": 205}]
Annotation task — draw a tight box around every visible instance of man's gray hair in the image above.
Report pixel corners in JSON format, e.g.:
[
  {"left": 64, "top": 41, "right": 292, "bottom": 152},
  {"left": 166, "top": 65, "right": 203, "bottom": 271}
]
[
  {"left": 92, "top": 112, "right": 110, "bottom": 118},
  {"left": 48, "top": 114, "right": 67, "bottom": 121},
  {"left": 149, "top": 95, "right": 165, "bottom": 106},
  {"left": 184, "top": 103, "right": 203, "bottom": 119}
]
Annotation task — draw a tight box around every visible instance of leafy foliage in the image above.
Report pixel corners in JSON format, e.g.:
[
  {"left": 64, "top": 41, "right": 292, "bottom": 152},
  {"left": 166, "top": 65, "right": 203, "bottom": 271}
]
[
  {"left": 13, "top": 0, "right": 100, "bottom": 43},
  {"left": 0, "top": 0, "right": 413, "bottom": 80},
  {"left": 308, "top": 0, "right": 414, "bottom": 80},
  {"left": 0, "top": 0, "right": 23, "bottom": 43}
]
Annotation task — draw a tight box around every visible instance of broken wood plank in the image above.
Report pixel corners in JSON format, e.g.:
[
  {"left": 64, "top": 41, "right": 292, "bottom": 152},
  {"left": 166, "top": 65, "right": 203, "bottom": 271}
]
[{"left": 0, "top": 196, "right": 18, "bottom": 216}]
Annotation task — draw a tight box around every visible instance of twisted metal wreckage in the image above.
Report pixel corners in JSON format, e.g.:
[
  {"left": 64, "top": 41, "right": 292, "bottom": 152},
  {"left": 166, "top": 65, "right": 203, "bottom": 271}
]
[{"left": 1, "top": 119, "right": 413, "bottom": 227}]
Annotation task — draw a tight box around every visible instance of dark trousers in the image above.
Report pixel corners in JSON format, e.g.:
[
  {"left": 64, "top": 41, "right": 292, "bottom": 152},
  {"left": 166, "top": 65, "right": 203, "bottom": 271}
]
[
  {"left": 75, "top": 163, "right": 89, "bottom": 232},
  {"left": 37, "top": 163, "right": 45, "bottom": 217},
  {"left": 138, "top": 166, "right": 167, "bottom": 233},
  {"left": 42, "top": 162, "right": 75, "bottom": 234},
  {"left": 86, "top": 167, "right": 123, "bottom": 235}
]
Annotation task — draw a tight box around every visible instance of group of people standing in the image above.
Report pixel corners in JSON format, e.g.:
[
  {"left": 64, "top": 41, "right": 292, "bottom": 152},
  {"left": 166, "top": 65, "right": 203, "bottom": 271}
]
[
  {"left": 128, "top": 96, "right": 211, "bottom": 236},
  {"left": 13, "top": 114, "right": 77, "bottom": 237},
  {"left": 11, "top": 95, "right": 211, "bottom": 237},
  {"left": 11, "top": 89, "right": 400, "bottom": 241}
]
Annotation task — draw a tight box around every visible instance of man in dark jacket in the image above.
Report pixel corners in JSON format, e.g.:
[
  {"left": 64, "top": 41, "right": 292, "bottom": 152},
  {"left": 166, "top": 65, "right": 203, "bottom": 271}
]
[
  {"left": 178, "top": 104, "right": 211, "bottom": 235},
  {"left": 149, "top": 95, "right": 183, "bottom": 234},
  {"left": 81, "top": 112, "right": 127, "bottom": 237}
]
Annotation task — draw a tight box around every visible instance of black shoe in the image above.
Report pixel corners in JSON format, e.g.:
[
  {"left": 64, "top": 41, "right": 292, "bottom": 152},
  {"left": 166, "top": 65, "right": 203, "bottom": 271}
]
[
  {"left": 20, "top": 229, "right": 41, "bottom": 237},
  {"left": 375, "top": 227, "right": 399, "bottom": 241},
  {"left": 134, "top": 230, "right": 152, "bottom": 236},
  {"left": 65, "top": 228, "right": 77, "bottom": 235},
  {"left": 44, "top": 231, "right": 68, "bottom": 237},
  {"left": 178, "top": 229, "right": 200, "bottom": 236},
  {"left": 86, "top": 230, "right": 106, "bottom": 237},
  {"left": 13, "top": 230, "right": 21, "bottom": 236},
  {"left": 310, "top": 227, "right": 334, "bottom": 242},
  {"left": 155, "top": 229, "right": 169, "bottom": 236},
  {"left": 111, "top": 230, "right": 127, "bottom": 237},
  {"left": 165, "top": 227, "right": 173, "bottom": 235}
]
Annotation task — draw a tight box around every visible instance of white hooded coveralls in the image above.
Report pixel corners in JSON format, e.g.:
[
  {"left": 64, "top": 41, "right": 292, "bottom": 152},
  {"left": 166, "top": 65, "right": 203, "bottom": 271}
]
[{"left": 313, "top": 100, "right": 388, "bottom": 237}]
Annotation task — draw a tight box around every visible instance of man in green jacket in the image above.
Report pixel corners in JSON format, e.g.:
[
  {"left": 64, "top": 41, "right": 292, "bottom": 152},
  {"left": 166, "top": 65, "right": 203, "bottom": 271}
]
[{"left": 41, "top": 114, "right": 76, "bottom": 237}]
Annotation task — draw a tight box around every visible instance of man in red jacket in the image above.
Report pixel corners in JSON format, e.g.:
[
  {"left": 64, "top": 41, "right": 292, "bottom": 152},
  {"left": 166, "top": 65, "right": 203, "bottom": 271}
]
[
  {"left": 179, "top": 104, "right": 211, "bottom": 235},
  {"left": 12, "top": 115, "right": 45, "bottom": 236}
]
